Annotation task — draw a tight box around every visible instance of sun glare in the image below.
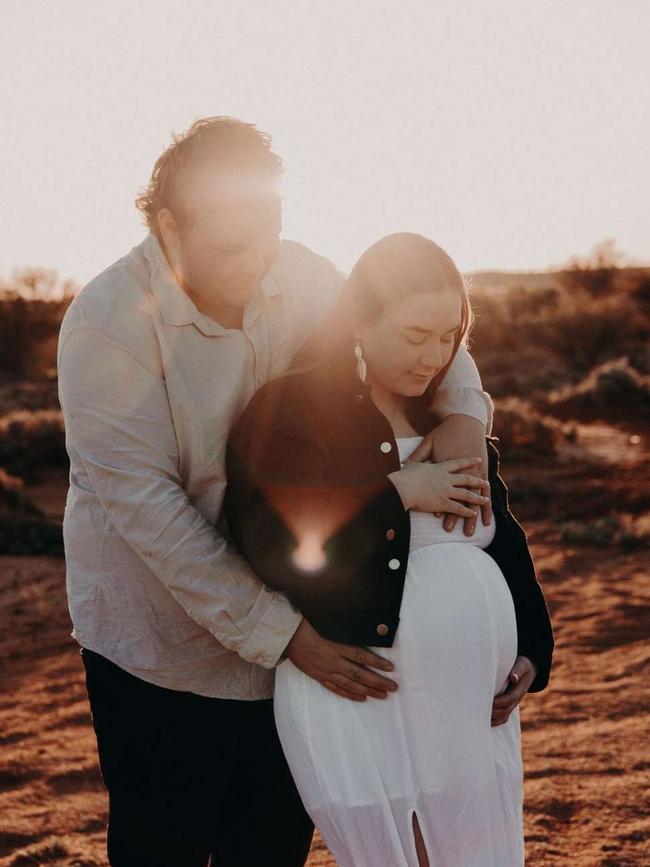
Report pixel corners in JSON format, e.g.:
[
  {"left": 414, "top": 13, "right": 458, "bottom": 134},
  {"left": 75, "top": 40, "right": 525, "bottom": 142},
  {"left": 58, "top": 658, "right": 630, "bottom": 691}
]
[{"left": 292, "top": 531, "right": 327, "bottom": 573}]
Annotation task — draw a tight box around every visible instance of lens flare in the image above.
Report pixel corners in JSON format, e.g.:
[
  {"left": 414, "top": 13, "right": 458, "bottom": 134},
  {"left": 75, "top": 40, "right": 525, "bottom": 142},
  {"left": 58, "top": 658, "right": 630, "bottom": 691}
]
[{"left": 292, "top": 532, "right": 326, "bottom": 573}]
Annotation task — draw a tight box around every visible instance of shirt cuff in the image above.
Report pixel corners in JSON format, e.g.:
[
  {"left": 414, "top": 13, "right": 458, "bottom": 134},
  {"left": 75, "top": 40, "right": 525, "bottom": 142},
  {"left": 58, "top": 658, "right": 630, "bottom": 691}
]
[
  {"left": 237, "top": 592, "right": 304, "bottom": 669},
  {"left": 430, "top": 387, "right": 494, "bottom": 435}
]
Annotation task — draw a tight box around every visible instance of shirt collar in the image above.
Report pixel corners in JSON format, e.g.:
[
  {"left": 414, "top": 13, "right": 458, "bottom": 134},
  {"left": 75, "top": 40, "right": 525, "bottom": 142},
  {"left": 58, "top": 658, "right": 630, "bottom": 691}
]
[
  {"left": 142, "top": 233, "right": 199, "bottom": 328},
  {"left": 141, "top": 232, "right": 280, "bottom": 335}
]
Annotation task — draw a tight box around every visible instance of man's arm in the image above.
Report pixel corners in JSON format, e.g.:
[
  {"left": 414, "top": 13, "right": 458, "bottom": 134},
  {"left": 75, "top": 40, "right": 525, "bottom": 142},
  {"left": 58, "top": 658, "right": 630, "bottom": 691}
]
[
  {"left": 58, "top": 328, "right": 302, "bottom": 669},
  {"left": 430, "top": 342, "right": 493, "bottom": 434},
  {"left": 407, "top": 343, "right": 493, "bottom": 535}
]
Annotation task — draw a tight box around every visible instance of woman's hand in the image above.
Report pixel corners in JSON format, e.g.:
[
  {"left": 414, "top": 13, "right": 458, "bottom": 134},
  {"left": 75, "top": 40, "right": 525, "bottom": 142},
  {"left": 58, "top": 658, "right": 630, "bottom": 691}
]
[
  {"left": 284, "top": 618, "right": 398, "bottom": 702},
  {"left": 388, "top": 457, "right": 490, "bottom": 517},
  {"left": 491, "top": 656, "right": 538, "bottom": 726},
  {"left": 407, "top": 415, "right": 492, "bottom": 535}
]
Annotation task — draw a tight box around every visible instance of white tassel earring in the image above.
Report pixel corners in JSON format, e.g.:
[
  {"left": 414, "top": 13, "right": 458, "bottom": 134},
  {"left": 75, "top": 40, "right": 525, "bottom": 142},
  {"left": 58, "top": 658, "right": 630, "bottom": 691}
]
[{"left": 354, "top": 340, "right": 367, "bottom": 383}]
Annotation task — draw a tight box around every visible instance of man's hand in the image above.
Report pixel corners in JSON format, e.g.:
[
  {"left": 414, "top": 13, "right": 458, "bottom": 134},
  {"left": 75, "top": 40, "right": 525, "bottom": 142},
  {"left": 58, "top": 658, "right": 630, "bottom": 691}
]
[
  {"left": 284, "top": 619, "right": 398, "bottom": 701},
  {"left": 388, "top": 458, "right": 489, "bottom": 517},
  {"left": 407, "top": 414, "right": 491, "bottom": 536},
  {"left": 491, "top": 656, "right": 537, "bottom": 726}
]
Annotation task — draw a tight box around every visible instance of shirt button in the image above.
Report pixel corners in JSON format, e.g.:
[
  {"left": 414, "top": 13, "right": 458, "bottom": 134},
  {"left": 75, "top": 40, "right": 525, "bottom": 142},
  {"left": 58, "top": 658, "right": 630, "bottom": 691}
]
[
  {"left": 380, "top": 441, "right": 392, "bottom": 454},
  {"left": 385, "top": 528, "right": 396, "bottom": 541},
  {"left": 388, "top": 558, "right": 401, "bottom": 570},
  {"left": 376, "top": 623, "right": 389, "bottom": 637}
]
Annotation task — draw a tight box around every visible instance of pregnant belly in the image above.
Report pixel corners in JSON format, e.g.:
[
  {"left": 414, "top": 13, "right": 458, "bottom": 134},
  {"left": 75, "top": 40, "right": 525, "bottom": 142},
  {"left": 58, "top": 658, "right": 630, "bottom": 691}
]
[
  {"left": 273, "top": 541, "right": 520, "bottom": 797},
  {"left": 275, "top": 544, "right": 518, "bottom": 726},
  {"left": 379, "top": 542, "right": 519, "bottom": 702}
]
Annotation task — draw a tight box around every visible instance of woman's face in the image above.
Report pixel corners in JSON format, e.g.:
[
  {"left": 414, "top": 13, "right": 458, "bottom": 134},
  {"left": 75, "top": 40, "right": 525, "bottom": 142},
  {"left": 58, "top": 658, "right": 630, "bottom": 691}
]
[{"left": 357, "top": 289, "right": 462, "bottom": 397}]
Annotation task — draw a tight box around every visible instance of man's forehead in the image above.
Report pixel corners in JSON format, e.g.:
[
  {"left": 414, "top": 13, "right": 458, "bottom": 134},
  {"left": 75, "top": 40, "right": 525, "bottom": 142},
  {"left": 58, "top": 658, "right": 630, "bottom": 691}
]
[{"left": 183, "top": 167, "right": 281, "bottom": 213}]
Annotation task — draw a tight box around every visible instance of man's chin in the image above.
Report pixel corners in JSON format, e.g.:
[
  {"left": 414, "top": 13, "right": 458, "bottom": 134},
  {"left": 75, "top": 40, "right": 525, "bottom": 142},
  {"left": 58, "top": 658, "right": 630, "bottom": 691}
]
[{"left": 223, "top": 283, "right": 261, "bottom": 306}]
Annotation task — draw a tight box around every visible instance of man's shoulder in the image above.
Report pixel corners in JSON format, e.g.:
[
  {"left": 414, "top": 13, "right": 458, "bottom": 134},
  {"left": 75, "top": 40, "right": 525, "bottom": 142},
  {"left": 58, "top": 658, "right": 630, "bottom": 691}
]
[{"left": 59, "top": 240, "right": 158, "bottom": 352}]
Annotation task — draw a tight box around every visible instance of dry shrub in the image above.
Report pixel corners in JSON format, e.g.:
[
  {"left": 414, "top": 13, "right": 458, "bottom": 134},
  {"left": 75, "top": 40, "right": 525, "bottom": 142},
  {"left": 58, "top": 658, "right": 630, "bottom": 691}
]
[
  {"left": 470, "top": 255, "right": 650, "bottom": 400},
  {"left": 523, "top": 293, "right": 647, "bottom": 373},
  {"left": 0, "top": 467, "right": 63, "bottom": 554},
  {"left": 475, "top": 344, "right": 572, "bottom": 399},
  {"left": 631, "top": 274, "right": 650, "bottom": 316},
  {"left": 557, "top": 239, "right": 624, "bottom": 299},
  {"left": 0, "top": 467, "right": 39, "bottom": 517},
  {"left": 0, "top": 409, "right": 67, "bottom": 481},
  {"left": 491, "top": 398, "right": 572, "bottom": 460},
  {"left": 561, "top": 513, "right": 650, "bottom": 550},
  {"left": 546, "top": 358, "right": 650, "bottom": 422},
  {"left": 0, "top": 379, "right": 61, "bottom": 415},
  {"left": 472, "top": 287, "right": 647, "bottom": 379},
  {"left": 0, "top": 279, "right": 72, "bottom": 378}
]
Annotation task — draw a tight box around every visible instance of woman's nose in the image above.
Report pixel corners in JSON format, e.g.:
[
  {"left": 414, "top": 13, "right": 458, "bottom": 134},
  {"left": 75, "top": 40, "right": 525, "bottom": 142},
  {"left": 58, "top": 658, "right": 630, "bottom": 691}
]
[{"left": 420, "top": 346, "right": 443, "bottom": 370}]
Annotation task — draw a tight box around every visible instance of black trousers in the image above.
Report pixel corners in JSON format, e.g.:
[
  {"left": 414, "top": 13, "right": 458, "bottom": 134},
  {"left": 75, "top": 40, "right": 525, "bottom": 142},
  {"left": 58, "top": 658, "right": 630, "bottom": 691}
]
[{"left": 81, "top": 648, "right": 314, "bottom": 867}]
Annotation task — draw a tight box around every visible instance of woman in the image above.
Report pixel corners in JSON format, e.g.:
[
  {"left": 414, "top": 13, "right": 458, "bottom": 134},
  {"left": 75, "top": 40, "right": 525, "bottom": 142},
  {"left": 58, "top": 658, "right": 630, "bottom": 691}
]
[{"left": 225, "top": 234, "right": 554, "bottom": 866}]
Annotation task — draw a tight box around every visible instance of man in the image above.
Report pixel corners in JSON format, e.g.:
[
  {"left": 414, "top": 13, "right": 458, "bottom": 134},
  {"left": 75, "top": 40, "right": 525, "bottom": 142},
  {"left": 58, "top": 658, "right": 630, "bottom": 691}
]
[{"left": 58, "top": 116, "right": 497, "bottom": 866}]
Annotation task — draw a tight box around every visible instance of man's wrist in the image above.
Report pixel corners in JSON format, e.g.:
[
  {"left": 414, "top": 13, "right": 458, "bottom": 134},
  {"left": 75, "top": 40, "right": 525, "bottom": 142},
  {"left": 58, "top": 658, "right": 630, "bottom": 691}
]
[
  {"left": 278, "top": 615, "right": 304, "bottom": 662},
  {"left": 388, "top": 468, "right": 413, "bottom": 511}
]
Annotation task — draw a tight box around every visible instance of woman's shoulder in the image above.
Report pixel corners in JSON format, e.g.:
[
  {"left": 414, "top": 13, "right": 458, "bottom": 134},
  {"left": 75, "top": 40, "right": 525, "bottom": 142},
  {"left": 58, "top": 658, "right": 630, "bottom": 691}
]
[
  {"left": 230, "top": 370, "right": 326, "bottom": 453},
  {"left": 227, "top": 370, "right": 332, "bottom": 482}
]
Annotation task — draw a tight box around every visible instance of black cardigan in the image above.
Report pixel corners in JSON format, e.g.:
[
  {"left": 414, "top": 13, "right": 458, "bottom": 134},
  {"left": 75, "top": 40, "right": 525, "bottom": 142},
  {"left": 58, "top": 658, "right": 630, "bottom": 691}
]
[{"left": 225, "top": 357, "right": 554, "bottom": 693}]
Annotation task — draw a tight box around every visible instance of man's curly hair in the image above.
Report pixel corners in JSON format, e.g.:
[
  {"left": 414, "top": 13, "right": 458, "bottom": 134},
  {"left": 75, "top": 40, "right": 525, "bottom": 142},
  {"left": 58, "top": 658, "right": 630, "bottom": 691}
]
[{"left": 135, "top": 116, "right": 283, "bottom": 235}]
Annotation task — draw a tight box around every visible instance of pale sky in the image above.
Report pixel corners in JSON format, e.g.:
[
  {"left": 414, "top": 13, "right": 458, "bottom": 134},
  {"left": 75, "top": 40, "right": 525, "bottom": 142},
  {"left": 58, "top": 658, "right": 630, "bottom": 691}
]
[{"left": 2, "top": 0, "right": 648, "bottom": 286}]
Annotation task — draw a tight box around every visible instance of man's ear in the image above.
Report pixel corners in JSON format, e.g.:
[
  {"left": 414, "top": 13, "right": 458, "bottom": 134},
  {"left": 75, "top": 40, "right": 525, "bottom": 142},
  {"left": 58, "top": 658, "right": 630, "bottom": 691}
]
[{"left": 157, "top": 208, "right": 178, "bottom": 251}]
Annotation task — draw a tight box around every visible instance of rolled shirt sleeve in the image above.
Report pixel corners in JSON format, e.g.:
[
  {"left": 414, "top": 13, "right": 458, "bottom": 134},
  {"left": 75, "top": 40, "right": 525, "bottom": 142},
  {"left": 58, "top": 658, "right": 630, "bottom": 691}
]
[
  {"left": 58, "top": 328, "right": 302, "bottom": 669},
  {"left": 430, "top": 343, "right": 493, "bottom": 434}
]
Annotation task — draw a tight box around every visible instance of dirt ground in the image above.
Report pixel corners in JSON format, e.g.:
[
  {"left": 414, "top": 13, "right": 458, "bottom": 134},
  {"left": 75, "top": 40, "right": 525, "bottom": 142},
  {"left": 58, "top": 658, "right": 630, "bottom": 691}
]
[{"left": 1, "top": 439, "right": 649, "bottom": 865}]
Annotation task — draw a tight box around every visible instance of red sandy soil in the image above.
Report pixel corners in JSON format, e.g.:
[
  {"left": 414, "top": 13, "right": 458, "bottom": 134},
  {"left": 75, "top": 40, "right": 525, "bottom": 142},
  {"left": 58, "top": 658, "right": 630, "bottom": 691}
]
[{"left": 1, "top": 436, "right": 649, "bottom": 866}]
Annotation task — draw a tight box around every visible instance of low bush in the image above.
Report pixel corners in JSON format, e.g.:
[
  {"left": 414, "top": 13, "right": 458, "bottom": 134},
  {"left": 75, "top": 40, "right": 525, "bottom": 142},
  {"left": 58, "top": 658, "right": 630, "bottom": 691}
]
[
  {"left": 0, "top": 517, "right": 64, "bottom": 555},
  {"left": 491, "top": 398, "right": 573, "bottom": 460},
  {"left": 560, "top": 513, "right": 650, "bottom": 550},
  {"left": 0, "top": 467, "right": 64, "bottom": 555},
  {"left": 0, "top": 409, "right": 67, "bottom": 481},
  {"left": 546, "top": 358, "right": 650, "bottom": 422},
  {"left": 0, "top": 379, "right": 61, "bottom": 415},
  {"left": 477, "top": 345, "right": 572, "bottom": 399}
]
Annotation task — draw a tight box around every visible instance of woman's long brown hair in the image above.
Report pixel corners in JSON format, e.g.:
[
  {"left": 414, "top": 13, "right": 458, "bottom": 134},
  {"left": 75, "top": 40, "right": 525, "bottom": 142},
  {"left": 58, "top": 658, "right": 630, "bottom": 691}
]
[{"left": 289, "top": 233, "right": 473, "bottom": 435}]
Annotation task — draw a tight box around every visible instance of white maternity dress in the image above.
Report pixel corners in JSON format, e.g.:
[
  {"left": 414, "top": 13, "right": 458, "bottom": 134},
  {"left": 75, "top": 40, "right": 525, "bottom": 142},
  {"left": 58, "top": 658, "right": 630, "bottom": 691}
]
[{"left": 274, "top": 436, "right": 525, "bottom": 867}]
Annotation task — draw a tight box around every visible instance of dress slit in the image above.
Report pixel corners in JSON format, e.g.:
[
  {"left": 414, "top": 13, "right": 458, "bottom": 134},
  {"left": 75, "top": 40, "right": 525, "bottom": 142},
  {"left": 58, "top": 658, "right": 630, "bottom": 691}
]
[{"left": 411, "top": 809, "right": 431, "bottom": 867}]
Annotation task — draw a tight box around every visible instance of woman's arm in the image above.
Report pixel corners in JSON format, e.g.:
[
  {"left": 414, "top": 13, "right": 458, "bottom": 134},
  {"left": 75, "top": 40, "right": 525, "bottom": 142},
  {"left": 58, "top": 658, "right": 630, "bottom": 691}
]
[{"left": 485, "top": 440, "right": 555, "bottom": 693}]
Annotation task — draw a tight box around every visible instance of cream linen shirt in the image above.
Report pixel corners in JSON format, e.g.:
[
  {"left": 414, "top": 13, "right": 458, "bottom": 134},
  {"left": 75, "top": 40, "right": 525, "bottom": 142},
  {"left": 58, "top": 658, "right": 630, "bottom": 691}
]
[{"left": 57, "top": 233, "right": 493, "bottom": 699}]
